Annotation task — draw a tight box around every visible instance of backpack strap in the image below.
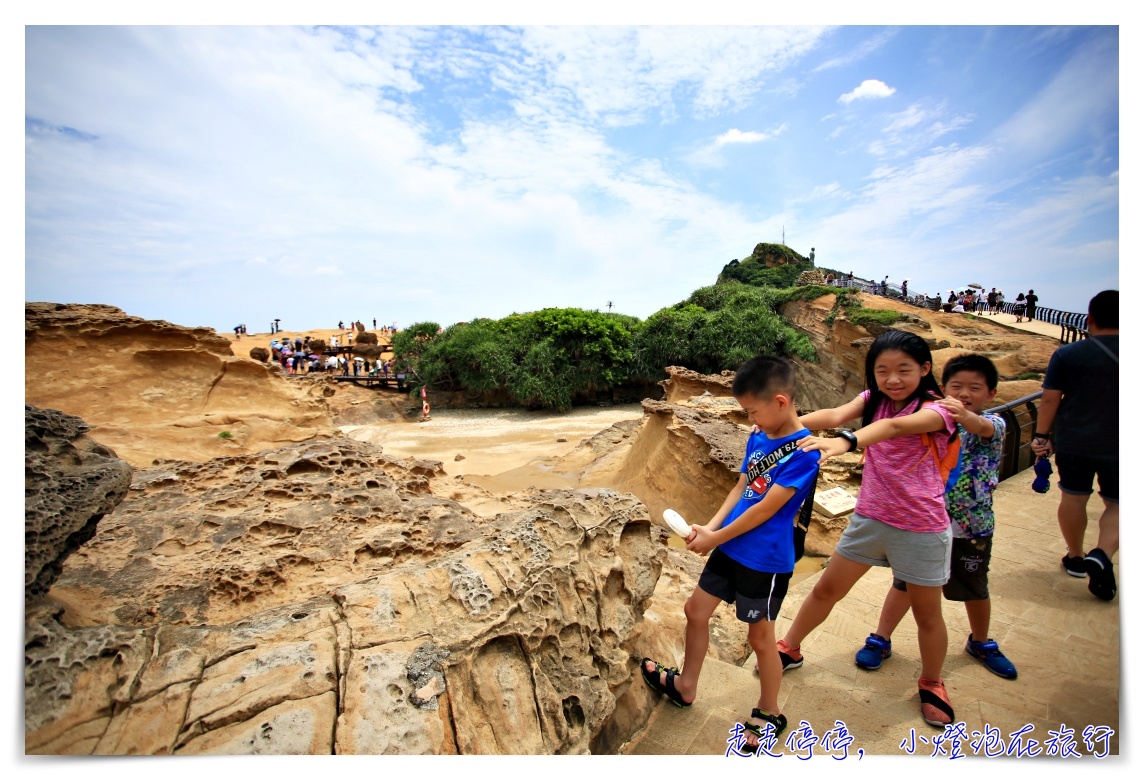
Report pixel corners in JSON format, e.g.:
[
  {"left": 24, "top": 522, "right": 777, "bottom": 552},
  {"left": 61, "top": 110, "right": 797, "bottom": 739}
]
[
  {"left": 793, "top": 466, "right": 819, "bottom": 562},
  {"left": 1089, "top": 336, "right": 1119, "bottom": 365}
]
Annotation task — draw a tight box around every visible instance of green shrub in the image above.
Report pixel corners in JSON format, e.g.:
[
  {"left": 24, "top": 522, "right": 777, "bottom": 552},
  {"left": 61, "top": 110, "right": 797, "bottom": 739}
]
[
  {"left": 716, "top": 242, "right": 812, "bottom": 288},
  {"left": 847, "top": 307, "right": 903, "bottom": 328},
  {"left": 630, "top": 283, "right": 817, "bottom": 378},
  {"left": 395, "top": 309, "right": 635, "bottom": 411},
  {"left": 1015, "top": 371, "right": 1043, "bottom": 381}
]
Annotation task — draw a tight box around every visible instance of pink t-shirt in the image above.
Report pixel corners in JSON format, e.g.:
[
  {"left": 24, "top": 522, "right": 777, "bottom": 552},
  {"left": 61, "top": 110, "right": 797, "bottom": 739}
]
[{"left": 854, "top": 389, "right": 957, "bottom": 533}]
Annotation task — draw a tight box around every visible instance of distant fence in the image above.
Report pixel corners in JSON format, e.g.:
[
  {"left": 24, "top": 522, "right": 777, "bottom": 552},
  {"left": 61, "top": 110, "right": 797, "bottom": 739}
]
[
  {"left": 985, "top": 391, "right": 1044, "bottom": 481},
  {"left": 997, "top": 302, "right": 1089, "bottom": 343}
]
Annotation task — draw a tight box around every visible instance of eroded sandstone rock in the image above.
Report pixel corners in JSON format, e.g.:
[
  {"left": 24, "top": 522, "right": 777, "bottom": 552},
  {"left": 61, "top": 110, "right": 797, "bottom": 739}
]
[
  {"left": 614, "top": 399, "right": 745, "bottom": 527},
  {"left": 657, "top": 366, "right": 734, "bottom": 404},
  {"left": 25, "top": 303, "right": 334, "bottom": 467},
  {"left": 25, "top": 405, "right": 133, "bottom": 600},
  {"left": 30, "top": 439, "right": 667, "bottom": 755}
]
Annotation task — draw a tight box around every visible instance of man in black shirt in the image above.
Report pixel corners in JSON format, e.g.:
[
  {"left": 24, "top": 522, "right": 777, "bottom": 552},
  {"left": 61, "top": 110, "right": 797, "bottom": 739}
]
[
  {"left": 1024, "top": 290, "right": 1039, "bottom": 321},
  {"left": 1032, "top": 290, "right": 1118, "bottom": 600}
]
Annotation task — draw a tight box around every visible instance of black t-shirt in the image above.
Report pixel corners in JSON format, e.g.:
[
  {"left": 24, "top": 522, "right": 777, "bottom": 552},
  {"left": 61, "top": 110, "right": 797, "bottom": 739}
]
[
  {"left": 1025, "top": 294, "right": 1038, "bottom": 310},
  {"left": 1042, "top": 336, "right": 1118, "bottom": 458}
]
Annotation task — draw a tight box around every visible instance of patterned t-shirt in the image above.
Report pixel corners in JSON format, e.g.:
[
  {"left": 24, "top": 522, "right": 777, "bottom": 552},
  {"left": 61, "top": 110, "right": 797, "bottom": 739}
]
[
  {"left": 947, "top": 413, "right": 1006, "bottom": 539},
  {"left": 853, "top": 390, "right": 958, "bottom": 534},
  {"left": 718, "top": 428, "right": 820, "bottom": 575}
]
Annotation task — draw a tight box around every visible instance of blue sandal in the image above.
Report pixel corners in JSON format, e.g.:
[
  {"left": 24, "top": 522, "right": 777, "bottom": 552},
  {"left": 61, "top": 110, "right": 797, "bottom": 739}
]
[{"left": 640, "top": 658, "right": 692, "bottom": 708}]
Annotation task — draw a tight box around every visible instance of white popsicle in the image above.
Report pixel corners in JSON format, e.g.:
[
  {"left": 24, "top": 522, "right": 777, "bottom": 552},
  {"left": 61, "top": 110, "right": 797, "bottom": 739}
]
[{"left": 662, "top": 509, "right": 693, "bottom": 538}]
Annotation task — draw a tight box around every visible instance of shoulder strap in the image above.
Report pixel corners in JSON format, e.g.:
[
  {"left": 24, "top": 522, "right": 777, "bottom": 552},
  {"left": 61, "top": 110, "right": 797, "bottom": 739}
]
[
  {"left": 1088, "top": 336, "right": 1119, "bottom": 365},
  {"left": 744, "top": 438, "right": 803, "bottom": 484},
  {"left": 793, "top": 464, "right": 820, "bottom": 562}
]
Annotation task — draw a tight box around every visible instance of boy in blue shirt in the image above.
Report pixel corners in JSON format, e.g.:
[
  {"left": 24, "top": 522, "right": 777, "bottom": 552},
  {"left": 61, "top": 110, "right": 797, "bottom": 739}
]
[
  {"left": 640, "top": 355, "right": 820, "bottom": 752},
  {"left": 850, "top": 354, "right": 1017, "bottom": 679}
]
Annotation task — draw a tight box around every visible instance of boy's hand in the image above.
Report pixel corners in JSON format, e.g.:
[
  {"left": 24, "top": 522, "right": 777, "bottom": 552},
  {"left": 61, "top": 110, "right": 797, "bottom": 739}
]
[
  {"left": 795, "top": 435, "right": 850, "bottom": 460},
  {"left": 686, "top": 525, "right": 719, "bottom": 555},
  {"left": 933, "top": 396, "right": 971, "bottom": 423}
]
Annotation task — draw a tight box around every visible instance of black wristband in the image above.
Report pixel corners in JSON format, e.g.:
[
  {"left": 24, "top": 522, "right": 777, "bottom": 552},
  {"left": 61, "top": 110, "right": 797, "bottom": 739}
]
[
  {"left": 1033, "top": 433, "right": 1052, "bottom": 441},
  {"left": 837, "top": 429, "right": 859, "bottom": 451}
]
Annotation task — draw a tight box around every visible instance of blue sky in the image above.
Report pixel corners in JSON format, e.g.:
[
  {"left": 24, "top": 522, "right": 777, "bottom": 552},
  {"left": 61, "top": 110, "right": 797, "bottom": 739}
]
[{"left": 24, "top": 22, "right": 1119, "bottom": 333}]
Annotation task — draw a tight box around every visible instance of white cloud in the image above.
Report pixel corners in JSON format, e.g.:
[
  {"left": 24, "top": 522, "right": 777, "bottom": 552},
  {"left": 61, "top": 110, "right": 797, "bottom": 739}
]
[
  {"left": 791, "top": 182, "right": 844, "bottom": 204},
  {"left": 838, "top": 79, "right": 896, "bottom": 104},
  {"left": 813, "top": 28, "right": 897, "bottom": 72},
  {"left": 715, "top": 126, "right": 787, "bottom": 146},
  {"left": 687, "top": 124, "right": 787, "bottom": 168},
  {"left": 509, "top": 26, "right": 831, "bottom": 123}
]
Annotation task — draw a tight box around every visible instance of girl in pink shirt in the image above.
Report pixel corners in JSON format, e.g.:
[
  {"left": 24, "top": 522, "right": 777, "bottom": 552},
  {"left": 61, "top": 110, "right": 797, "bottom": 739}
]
[{"left": 776, "top": 330, "right": 958, "bottom": 728}]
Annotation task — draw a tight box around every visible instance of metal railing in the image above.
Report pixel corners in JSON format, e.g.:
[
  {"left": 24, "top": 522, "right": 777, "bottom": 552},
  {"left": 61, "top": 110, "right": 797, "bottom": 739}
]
[
  {"left": 830, "top": 275, "right": 943, "bottom": 312},
  {"left": 997, "top": 302, "right": 1088, "bottom": 343},
  {"left": 984, "top": 391, "right": 1044, "bottom": 481}
]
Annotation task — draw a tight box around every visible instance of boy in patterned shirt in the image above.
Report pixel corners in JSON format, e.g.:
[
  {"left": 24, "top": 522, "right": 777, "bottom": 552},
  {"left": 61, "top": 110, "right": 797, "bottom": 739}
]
[{"left": 849, "top": 354, "right": 1017, "bottom": 679}]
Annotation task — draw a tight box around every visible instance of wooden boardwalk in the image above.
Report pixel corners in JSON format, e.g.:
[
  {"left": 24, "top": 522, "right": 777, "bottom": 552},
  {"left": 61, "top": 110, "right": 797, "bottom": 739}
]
[{"left": 329, "top": 374, "right": 407, "bottom": 390}]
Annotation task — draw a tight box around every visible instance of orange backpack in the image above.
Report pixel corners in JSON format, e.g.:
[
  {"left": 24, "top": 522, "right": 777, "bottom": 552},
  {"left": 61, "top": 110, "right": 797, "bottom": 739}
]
[{"left": 921, "top": 427, "right": 962, "bottom": 493}]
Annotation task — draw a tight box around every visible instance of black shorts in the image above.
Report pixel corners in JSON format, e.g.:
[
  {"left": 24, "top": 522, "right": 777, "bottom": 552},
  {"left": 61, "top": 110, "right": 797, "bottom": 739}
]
[
  {"left": 1055, "top": 452, "right": 1118, "bottom": 502},
  {"left": 892, "top": 537, "right": 990, "bottom": 601},
  {"left": 698, "top": 548, "right": 790, "bottom": 623}
]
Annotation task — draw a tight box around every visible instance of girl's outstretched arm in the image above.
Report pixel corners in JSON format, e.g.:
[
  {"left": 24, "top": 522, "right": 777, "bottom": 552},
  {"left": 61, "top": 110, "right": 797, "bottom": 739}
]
[
  {"left": 798, "top": 394, "right": 865, "bottom": 431},
  {"left": 798, "top": 405, "right": 948, "bottom": 460}
]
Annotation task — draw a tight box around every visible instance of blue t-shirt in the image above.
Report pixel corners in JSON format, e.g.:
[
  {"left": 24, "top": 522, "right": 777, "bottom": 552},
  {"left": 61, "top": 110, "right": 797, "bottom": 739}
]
[{"left": 718, "top": 428, "right": 820, "bottom": 575}]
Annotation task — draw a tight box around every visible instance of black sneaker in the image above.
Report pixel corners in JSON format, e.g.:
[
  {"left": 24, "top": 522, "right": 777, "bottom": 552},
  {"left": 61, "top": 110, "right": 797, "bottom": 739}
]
[
  {"left": 1062, "top": 554, "right": 1086, "bottom": 578},
  {"left": 1084, "top": 548, "right": 1117, "bottom": 601}
]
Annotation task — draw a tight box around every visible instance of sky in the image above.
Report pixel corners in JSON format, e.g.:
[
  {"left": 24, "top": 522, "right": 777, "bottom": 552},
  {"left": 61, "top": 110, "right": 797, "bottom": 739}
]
[{"left": 23, "top": 21, "right": 1120, "bottom": 333}]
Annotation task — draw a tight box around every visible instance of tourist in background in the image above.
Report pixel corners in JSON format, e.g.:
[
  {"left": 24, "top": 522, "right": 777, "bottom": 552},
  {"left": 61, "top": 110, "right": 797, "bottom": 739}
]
[
  {"left": 1024, "top": 290, "right": 1039, "bottom": 322},
  {"left": 1032, "top": 290, "right": 1118, "bottom": 601}
]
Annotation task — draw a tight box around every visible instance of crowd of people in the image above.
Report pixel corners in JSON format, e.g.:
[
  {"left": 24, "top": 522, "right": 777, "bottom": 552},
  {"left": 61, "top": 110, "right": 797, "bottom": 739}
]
[
  {"left": 638, "top": 290, "right": 1118, "bottom": 752},
  {"left": 827, "top": 272, "right": 1053, "bottom": 323},
  {"left": 268, "top": 335, "right": 397, "bottom": 380}
]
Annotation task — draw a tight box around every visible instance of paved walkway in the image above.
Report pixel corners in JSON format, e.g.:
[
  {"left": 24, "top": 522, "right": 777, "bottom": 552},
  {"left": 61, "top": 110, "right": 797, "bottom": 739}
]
[
  {"left": 624, "top": 468, "right": 1120, "bottom": 758},
  {"left": 964, "top": 310, "right": 1070, "bottom": 340}
]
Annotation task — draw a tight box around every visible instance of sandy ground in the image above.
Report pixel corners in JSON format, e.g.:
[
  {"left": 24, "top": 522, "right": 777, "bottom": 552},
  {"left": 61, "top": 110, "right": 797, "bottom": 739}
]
[
  {"left": 343, "top": 405, "right": 645, "bottom": 478},
  {"left": 341, "top": 404, "right": 828, "bottom": 581}
]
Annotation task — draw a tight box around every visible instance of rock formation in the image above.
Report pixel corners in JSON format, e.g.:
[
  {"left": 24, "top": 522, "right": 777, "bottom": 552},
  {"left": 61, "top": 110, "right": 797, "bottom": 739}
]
[
  {"left": 614, "top": 399, "right": 745, "bottom": 529},
  {"left": 25, "top": 405, "right": 133, "bottom": 601},
  {"left": 25, "top": 303, "right": 334, "bottom": 467},
  {"left": 657, "top": 366, "right": 733, "bottom": 404},
  {"left": 30, "top": 438, "right": 666, "bottom": 755},
  {"left": 795, "top": 268, "right": 826, "bottom": 286}
]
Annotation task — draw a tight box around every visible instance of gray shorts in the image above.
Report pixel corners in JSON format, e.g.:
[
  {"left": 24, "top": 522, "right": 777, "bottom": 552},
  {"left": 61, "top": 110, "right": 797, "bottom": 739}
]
[
  {"left": 892, "top": 536, "right": 991, "bottom": 601},
  {"left": 835, "top": 512, "right": 952, "bottom": 587}
]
